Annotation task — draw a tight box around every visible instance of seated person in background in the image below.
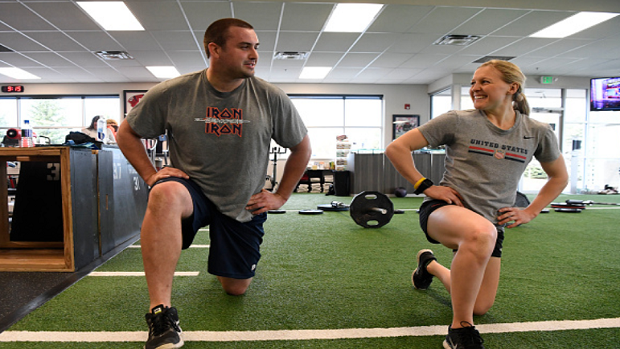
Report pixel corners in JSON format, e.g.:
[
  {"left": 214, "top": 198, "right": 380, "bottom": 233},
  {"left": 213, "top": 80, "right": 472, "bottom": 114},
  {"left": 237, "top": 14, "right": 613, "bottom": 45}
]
[
  {"left": 81, "top": 115, "right": 100, "bottom": 139},
  {"left": 106, "top": 119, "right": 118, "bottom": 143}
]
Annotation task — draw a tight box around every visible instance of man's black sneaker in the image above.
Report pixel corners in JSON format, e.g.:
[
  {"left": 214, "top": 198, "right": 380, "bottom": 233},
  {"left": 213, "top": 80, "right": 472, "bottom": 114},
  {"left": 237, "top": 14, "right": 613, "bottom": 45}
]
[
  {"left": 412, "top": 249, "right": 437, "bottom": 290},
  {"left": 144, "top": 304, "right": 184, "bottom": 349},
  {"left": 443, "top": 321, "right": 485, "bottom": 349}
]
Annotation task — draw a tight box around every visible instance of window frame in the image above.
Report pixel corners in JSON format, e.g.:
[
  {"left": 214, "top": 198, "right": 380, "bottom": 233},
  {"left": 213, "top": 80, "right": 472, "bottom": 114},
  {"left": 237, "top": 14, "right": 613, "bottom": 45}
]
[
  {"left": 0, "top": 94, "right": 120, "bottom": 145},
  {"left": 288, "top": 94, "right": 384, "bottom": 159}
]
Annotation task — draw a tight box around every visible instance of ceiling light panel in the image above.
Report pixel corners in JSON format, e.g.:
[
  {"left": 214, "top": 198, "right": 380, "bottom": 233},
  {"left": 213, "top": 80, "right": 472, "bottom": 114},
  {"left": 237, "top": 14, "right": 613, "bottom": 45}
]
[
  {"left": 530, "top": 12, "right": 619, "bottom": 38},
  {"left": 0, "top": 67, "right": 41, "bottom": 80},
  {"left": 146, "top": 66, "right": 180, "bottom": 79},
  {"left": 77, "top": 1, "right": 144, "bottom": 31},
  {"left": 324, "top": 3, "right": 384, "bottom": 33},
  {"left": 299, "top": 67, "right": 332, "bottom": 80}
]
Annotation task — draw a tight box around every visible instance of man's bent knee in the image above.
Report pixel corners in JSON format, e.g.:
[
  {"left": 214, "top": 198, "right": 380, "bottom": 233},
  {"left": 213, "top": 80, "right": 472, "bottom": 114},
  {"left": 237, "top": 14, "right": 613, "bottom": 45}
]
[
  {"left": 149, "top": 181, "right": 187, "bottom": 203},
  {"left": 147, "top": 181, "right": 193, "bottom": 216},
  {"left": 218, "top": 276, "right": 252, "bottom": 296}
]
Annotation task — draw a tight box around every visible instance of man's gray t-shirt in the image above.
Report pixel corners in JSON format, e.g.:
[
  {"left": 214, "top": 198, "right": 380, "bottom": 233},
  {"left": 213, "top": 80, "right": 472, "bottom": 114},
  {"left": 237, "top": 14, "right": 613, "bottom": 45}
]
[
  {"left": 418, "top": 109, "right": 560, "bottom": 224},
  {"left": 127, "top": 70, "right": 307, "bottom": 222}
]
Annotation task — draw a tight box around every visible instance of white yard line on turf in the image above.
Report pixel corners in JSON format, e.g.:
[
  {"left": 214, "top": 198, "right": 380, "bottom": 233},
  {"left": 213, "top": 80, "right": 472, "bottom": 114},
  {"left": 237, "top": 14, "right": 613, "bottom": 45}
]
[
  {"left": 88, "top": 272, "right": 199, "bottom": 276},
  {"left": 1, "top": 317, "right": 618, "bottom": 342}
]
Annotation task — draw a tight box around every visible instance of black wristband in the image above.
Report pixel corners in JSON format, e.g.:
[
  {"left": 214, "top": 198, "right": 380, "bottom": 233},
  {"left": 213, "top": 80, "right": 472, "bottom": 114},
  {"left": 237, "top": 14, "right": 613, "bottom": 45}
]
[{"left": 414, "top": 178, "right": 434, "bottom": 195}]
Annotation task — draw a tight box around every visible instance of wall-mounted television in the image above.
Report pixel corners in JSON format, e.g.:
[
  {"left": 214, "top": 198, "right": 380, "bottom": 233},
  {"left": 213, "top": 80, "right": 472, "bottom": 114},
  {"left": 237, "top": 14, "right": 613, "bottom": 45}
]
[{"left": 590, "top": 77, "right": 620, "bottom": 111}]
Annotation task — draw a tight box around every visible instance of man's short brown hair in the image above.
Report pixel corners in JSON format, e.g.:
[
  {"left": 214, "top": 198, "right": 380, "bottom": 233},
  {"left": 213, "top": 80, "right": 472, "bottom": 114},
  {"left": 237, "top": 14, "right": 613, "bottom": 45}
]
[{"left": 204, "top": 18, "right": 254, "bottom": 58}]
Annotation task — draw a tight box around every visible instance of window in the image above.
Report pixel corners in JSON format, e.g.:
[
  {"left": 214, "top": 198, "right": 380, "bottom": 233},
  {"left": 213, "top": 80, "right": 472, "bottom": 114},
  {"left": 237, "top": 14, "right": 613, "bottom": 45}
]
[
  {"left": 0, "top": 98, "right": 18, "bottom": 128},
  {"left": 521, "top": 88, "right": 563, "bottom": 193},
  {"left": 289, "top": 95, "right": 383, "bottom": 159},
  {"left": 84, "top": 97, "right": 121, "bottom": 126},
  {"left": 583, "top": 109, "right": 620, "bottom": 192},
  {"left": 461, "top": 86, "right": 474, "bottom": 110},
  {"left": 430, "top": 88, "right": 451, "bottom": 119},
  {"left": 563, "top": 89, "right": 587, "bottom": 192},
  {"left": 0, "top": 95, "right": 120, "bottom": 144}
]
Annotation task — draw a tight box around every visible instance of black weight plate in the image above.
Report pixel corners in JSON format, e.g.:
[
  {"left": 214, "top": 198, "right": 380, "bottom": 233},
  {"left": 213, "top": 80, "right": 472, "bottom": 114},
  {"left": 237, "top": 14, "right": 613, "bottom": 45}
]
[
  {"left": 299, "top": 209, "right": 324, "bottom": 215},
  {"left": 317, "top": 204, "right": 349, "bottom": 211},
  {"left": 554, "top": 208, "right": 582, "bottom": 213},
  {"left": 268, "top": 210, "right": 286, "bottom": 214},
  {"left": 551, "top": 202, "right": 585, "bottom": 209},
  {"left": 394, "top": 209, "right": 405, "bottom": 214},
  {"left": 349, "top": 191, "right": 394, "bottom": 228}
]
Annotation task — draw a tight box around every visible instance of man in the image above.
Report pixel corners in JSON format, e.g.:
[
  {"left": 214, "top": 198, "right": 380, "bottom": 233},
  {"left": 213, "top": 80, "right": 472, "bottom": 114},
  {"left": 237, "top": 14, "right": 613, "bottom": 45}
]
[{"left": 116, "top": 18, "right": 311, "bottom": 349}]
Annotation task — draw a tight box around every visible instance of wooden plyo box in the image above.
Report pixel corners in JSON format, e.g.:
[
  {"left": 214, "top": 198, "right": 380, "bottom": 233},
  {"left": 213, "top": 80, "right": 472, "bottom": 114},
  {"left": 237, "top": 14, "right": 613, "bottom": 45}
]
[
  {"left": 0, "top": 147, "right": 95, "bottom": 271},
  {"left": 0, "top": 146, "right": 147, "bottom": 272}
]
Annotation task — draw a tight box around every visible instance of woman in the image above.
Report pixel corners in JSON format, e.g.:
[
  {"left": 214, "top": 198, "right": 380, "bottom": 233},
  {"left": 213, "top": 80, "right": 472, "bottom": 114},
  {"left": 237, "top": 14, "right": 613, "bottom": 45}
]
[
  {"left": 385, "top": 60, "right": 568, "bottom": 349},
  {"left": 81, "top": 115, "right": 100, "bottom": 139}
]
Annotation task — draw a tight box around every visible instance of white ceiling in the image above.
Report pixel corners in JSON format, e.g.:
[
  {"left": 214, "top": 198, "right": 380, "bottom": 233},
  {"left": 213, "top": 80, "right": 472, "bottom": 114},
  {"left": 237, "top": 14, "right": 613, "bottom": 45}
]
[{"left": 1, "top": 0, "right": 619, "bottom": 85}]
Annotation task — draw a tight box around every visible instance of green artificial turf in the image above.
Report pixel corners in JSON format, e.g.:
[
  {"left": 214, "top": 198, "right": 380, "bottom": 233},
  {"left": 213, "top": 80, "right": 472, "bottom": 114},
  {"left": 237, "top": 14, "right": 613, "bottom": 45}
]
[{"left": 2, "top": 192, "right": 619, "bottom": 348}]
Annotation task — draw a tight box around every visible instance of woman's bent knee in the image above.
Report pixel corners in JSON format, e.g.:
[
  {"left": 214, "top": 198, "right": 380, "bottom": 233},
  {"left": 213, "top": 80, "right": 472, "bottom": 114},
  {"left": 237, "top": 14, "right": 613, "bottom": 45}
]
[
  {"left": 473, "top": 301, "right": 494, "bottom": 316},
  {"left": 463, "top": 225, "right": 496, "bottom": 254}
]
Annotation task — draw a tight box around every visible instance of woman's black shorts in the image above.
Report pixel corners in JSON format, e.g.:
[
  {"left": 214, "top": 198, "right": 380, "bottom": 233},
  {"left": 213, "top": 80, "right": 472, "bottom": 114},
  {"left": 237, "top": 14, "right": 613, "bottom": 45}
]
[{"left": 418, "top": 199, "right": 504, "bottom": 258}]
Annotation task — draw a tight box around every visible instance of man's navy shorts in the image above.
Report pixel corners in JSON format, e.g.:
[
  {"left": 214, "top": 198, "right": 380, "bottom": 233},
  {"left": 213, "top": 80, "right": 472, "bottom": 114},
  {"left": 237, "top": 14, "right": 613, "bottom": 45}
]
[
  {"left": 418, "top": 199, "right": 504, "bottom": 258},
  {"left": 152, "top": 177, "right": 267, "bottom": 279}
]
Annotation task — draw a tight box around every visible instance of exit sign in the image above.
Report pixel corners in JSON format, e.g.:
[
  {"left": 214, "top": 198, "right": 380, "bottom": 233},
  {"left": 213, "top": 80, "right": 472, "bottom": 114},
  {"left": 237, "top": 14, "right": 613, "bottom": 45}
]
[{"left": 540, "top": 76, "right": 554, "bottom": 84}]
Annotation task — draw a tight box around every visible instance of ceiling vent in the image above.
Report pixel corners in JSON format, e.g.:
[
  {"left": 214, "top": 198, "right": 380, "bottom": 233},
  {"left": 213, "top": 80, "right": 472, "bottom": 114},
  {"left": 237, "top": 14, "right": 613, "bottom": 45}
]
[
  {"left": 0, "top": 44, "right": 14, "bottom": 52},
  {"left": 274, "top": 51, "right": 308, "bottom": 60},
  {"left": 433, "top": 35, "right": 481, "bottom": 46},
  {"left": 473, "top": 56, "right": 515, "bottom": 63},
  {"left": 95, "top": 50, "right": 134, "bottom": 60}
]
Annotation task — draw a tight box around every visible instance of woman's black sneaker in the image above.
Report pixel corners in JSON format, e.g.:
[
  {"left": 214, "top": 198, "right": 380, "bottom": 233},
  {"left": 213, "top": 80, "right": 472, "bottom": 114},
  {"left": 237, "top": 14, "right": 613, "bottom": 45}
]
[
  {"left": 144, "top": 304, "right": 184, "bottom": 349},
  {"left": 443, "top": 321, "right": 485, "bottom": 349},
  {"left": 412, "top": 249, "right": 437, "bottom": 290}
]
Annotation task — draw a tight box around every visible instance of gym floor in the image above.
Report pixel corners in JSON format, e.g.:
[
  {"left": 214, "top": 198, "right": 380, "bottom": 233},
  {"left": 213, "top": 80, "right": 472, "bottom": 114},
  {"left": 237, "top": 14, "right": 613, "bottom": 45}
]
[{"left": 0, "top": 192, "right": 618, "bottom": 348}]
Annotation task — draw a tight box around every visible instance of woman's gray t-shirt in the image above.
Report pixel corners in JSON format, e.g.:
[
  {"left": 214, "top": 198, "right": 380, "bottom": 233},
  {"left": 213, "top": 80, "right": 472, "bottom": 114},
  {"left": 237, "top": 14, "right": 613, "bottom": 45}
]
[{"left": 418, "top": 109, "right": 560, "bottom": 224}]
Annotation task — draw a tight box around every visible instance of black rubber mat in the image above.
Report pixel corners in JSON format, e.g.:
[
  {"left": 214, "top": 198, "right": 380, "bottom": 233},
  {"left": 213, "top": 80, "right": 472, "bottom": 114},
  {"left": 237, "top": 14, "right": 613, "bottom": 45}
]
[{"left": 0, "top": 236, "right": 138, "bottom": 332}]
